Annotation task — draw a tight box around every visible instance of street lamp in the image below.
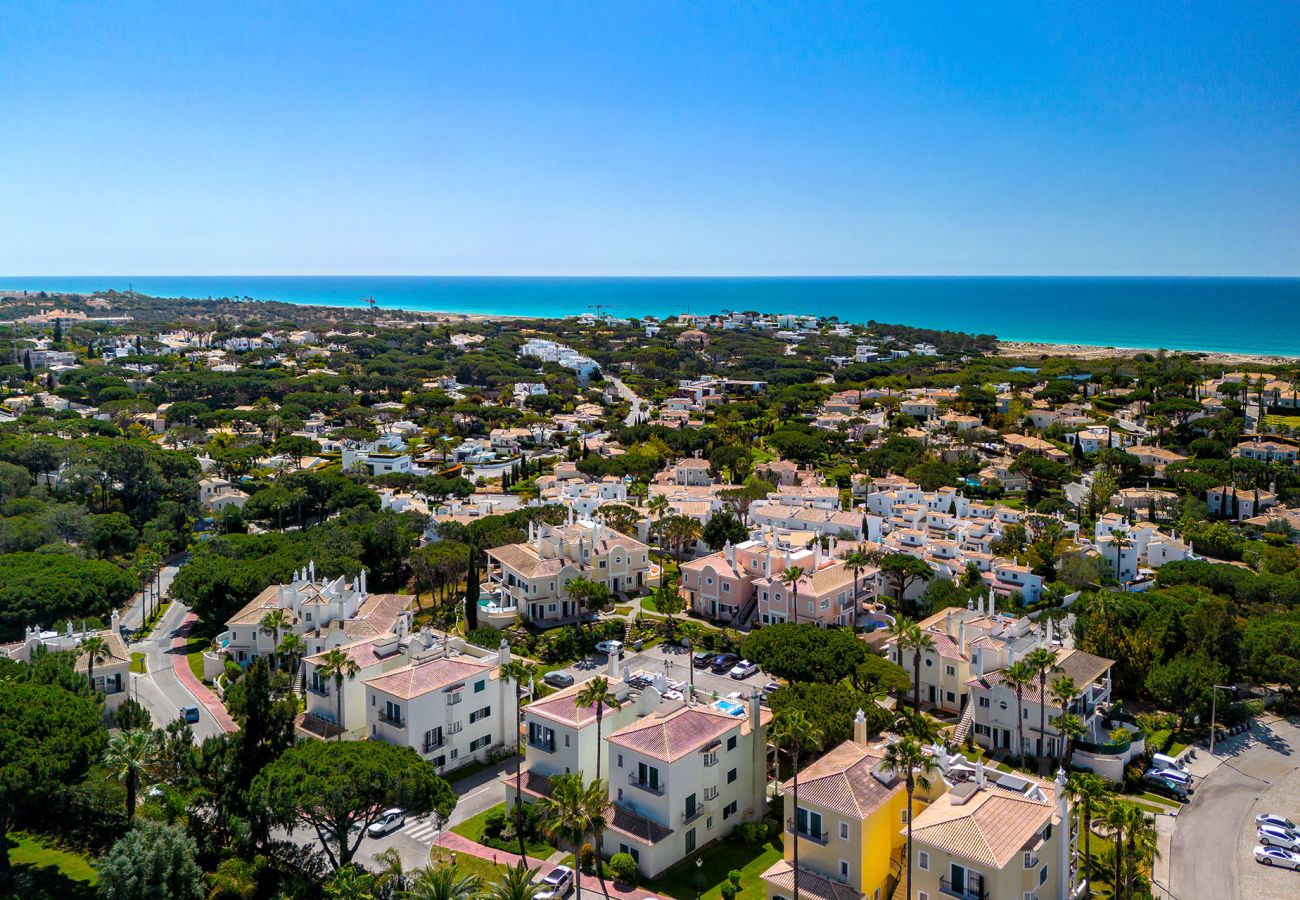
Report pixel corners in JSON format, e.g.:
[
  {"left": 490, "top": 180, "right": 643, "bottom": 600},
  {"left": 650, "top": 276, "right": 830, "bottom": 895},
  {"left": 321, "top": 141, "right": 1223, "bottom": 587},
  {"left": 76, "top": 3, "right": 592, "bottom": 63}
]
[
  {"left": 695, "top": 857, "right": 704, "bottom": 900},
  {"left": 1208, "top": 684, "right": 1233, "bottom": 756}
]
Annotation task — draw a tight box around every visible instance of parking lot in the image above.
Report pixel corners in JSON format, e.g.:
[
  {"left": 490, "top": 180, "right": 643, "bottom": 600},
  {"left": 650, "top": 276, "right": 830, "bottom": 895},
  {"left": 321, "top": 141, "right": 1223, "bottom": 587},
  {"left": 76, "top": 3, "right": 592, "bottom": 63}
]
[{"left": 552, "top": 638, "right": 773, "bottom": 704}]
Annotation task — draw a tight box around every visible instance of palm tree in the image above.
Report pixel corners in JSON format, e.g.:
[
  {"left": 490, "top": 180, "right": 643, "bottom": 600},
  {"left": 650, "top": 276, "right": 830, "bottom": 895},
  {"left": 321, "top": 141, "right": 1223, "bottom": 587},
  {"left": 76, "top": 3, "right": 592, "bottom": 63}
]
[
  {"left": 103, "top": 728, "right": 157, "bottom": 821},
  {"left": 403, "top": 864, "right": 485, "bottom": 900},
  {"left": 500, "top": 658, "right": 538, "bottom": 863},
  {"left": 564, "top": 575, "right": 596, "bottom": 622},
  {"left": 576, "top": 676, "right": 621, "bottom": 783},
  {"left": 317, "top": 647, "right": 360, "bottom": 738},
  {"left": 772, "top": 708, "right": 824, "bottom": 900},
  {"left": 647, "top": 494, "right": 670, "bottom": 566},
  {"left": 80, "top": 635, "right": 110, "bottom": 693},
  {"left": 483, "top": 861, "right": 543, "bottom": 900},
  {"left": 1103, "top": 800, "right": 1130, "bottom": 898},
  {"left": 678, "top": 622, "right": 702, "bottom": 698},
  {"left": 537, "top": 774, "right": 608, "bottom": 898},
  {"left": 278, "top": 632, "right": 306, "bottom": 694},
  {"left": 1003, "top": 660, "right": 1036, "bottom": 762},
  {"left": 1123, "top": 805, "right": 1158, "bottom": 899},
  {"left": 840, "top": 549, "right": 872, "bottom": 609},
  {"left": 882, "top": 737, "right": 937, "bottom": 900},
  {"left": 1026, "top": 647, "right": 1059, "bottom": 759},
  {"left": 259, "top": 609, "right": 289, "bottom": 672},
  {"left": 1067, "top": 772, "right": 1111, "bottom": 899},
  {"left": 778, "top": 565, "right": 805, "bottom": 625},
  {"left": 889, "top": 618, "right": 935, "bottom": 712},
  {"left": 1050, "top": 674, "right": 1080, "bottom": 761},
  {"left": 1052, "top": 713, "right": 1087, "bottom": 769}
]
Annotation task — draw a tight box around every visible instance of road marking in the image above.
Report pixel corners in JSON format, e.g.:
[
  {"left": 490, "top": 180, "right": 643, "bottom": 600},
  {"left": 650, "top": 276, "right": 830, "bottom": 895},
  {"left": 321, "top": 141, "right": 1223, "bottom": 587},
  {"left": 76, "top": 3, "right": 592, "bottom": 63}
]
[{"left": 401, "top": 820, "right": 441, "bottom": 843}]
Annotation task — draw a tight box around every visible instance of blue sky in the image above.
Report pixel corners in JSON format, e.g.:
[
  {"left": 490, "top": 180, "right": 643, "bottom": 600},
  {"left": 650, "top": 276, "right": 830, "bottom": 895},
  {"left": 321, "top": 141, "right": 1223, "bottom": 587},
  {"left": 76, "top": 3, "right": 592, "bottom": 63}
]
[{"left": 1, "top": 2, "right": 1297, "bottom": 276}]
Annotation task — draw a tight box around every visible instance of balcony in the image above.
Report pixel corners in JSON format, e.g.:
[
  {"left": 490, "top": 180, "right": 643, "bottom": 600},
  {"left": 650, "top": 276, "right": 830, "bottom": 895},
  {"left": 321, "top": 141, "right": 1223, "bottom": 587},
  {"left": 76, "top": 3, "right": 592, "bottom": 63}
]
[
  {"left": 628, "top": 774, "right": 665, "bottom": 796},
  {"left": 681, "top": 804, "right": 707, "bottom": 825},
  {"left": 306, "top": 683, "right": 330, "bottom": 697},
  {"left": 939, "top": 877, "right": 987, "bottom": 900},
  {"left": 786, "top": 819, "right": 828, "bottom": 845},
  {"left": 529, "top": 736, "right": 556, "bottom": 753},
  {"left": 378, "top": 711, "right": 406, "bottom": 728},
  {"left": 423, "top": 737, "right": 444, "bottom": 754}
]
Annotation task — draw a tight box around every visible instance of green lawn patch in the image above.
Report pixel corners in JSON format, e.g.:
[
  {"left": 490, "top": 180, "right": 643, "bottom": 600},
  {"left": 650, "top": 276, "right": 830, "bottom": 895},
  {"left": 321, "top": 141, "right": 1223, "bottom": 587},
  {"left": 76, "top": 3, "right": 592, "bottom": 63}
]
[
  {"left": 649, "top": 835, "right": 783, "bottom": 900},
  {"left": 5, "top": 832, "right": 98, "bottom": 899},
  {"left": 450, "top": 802, "right": 559, "bottom": 858},
  {"left": 130, "top": 652, "right": 146, "bottom": 674},
  {"left": 613, "top": 604, "right": 633, "bottom": 616},
  {"left": 429, "top": 845, "right": 506, "bottom": 882}
]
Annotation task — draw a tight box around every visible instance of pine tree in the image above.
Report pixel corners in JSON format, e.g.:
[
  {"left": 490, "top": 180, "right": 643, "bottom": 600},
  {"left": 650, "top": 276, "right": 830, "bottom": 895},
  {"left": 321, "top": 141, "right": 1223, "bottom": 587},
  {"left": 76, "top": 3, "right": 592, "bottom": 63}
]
[{"left": 52, "top": 318, "right": 62, "bottom": 344}]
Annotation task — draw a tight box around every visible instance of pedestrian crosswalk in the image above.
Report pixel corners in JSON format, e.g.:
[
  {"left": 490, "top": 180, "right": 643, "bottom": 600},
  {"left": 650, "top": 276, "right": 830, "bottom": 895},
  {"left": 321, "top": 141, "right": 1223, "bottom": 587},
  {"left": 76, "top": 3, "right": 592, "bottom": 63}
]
[{"left": 400, "top": 817, "right": 441, "bottom": 844}]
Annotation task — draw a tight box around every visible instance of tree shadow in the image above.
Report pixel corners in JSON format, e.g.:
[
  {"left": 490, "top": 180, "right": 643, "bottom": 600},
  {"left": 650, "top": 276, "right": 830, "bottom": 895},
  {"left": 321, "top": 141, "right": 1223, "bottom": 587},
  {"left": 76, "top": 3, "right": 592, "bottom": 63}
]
[{"left": 5, "top": 863, "right": 98, "bottom": 900}]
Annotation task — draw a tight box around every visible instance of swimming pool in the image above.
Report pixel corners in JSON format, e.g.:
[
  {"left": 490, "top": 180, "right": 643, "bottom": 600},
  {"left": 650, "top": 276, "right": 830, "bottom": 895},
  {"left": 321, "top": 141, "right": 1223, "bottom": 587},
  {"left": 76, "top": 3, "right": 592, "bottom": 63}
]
[{"left": 714, "top": 699, "right": 745, "bottom": 716}]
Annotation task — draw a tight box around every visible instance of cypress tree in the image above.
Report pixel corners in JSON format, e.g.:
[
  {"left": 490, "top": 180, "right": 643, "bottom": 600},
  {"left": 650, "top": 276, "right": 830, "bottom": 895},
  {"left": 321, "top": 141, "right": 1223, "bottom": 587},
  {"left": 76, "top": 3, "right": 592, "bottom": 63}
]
[{"left": 463, "top": 546, "right": 480, "bottom": 631}]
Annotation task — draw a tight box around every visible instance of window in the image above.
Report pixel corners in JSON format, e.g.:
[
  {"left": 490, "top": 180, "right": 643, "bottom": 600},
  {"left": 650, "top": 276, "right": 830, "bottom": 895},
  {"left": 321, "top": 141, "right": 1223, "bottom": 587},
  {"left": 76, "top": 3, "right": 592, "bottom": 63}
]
[
  {"left": 450, "top": 748, "right": 459, "bottom": 760},
  {"left": 431, "top": 754, "right": 446, "bottom": 768},
  {"left": 727, "top": 736, "right": 737, "bottom": 751},
  {"left": 900, "top": 809, "right": 909, "bottom": 823},
  {"left": 1040, "top": 865, "right": 1048, "bottom": 886},
  {"left": 469, "top": 706, "right": 491, "bottom": 724},
  {"left": 707, "top": 816, "right": 714, "bottom": 830},
  {"left": 727, "top": 768, "right": 737, "bottom": 784},
  {"left": 702, "top": 751, "right": 717, "bottom": 767},
  {"left": 474, "top": 680, "right": 486, "bottom": 693},
  {"left": 722, "top": 583, "right": 730, "bottom": 592},
  {"left": 1024, "top": 852, "right": 1034, "bottom": 869},
  {"left": 685, "top": 828, "right": 696, "bottom": 854},
  {"left": 1042, "top": 823, "right": 1053, "bottom": 841},
  {"left": 618, "top": 844, "right": 640, "bottom": 864},
  {"left": 704, "top": 786, "right": 718, "bottom": 801},
  {"left": 794, "top": 807, "right": 821, "bottom": 837},
  {"left": 470, "top": 735, "right": 490, "bottom": 751},
  {"left": 918, "top": 893, "right": 928, "bottom": 900},
  {"left": 918, "top": 851, "right": 929, "bottom": 870},
  {"left": 449, "top": 721, "right": 462, "bottom": 734},
  {"left": 617, "top": 753, "right": 624, "bottom": 768},
  {"left": 946, "top": 664, "right": 956, "bottom": 676},
  {"left": 723, "top": 801, "right": 737, "bottom": 819},
  {"left": 447, "top": 691, "right": 462, "bottom": 706},
  {"left": 839, "top": 822, "right": 849, "bottom": 840}
]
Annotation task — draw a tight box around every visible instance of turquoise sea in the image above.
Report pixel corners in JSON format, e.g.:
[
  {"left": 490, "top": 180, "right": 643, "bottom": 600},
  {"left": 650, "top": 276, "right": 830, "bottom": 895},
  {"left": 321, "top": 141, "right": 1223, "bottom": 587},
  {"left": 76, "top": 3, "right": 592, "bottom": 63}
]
[{"left": 2, "top": 276, "right": 1298, "bottom": 357}]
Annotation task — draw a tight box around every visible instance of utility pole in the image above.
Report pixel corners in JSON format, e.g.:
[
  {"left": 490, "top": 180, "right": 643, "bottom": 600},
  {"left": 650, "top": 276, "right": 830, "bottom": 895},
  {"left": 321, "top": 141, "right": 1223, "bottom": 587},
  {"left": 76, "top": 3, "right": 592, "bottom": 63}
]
[{"left": 1208, "top": 684, "right": 1232, "bottom": 755}]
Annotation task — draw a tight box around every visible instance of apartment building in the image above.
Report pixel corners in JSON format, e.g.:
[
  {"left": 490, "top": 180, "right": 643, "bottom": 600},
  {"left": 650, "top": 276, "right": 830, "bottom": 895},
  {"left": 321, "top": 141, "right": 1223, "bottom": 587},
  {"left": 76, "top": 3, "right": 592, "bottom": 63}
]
[
  {"left": 485, "top": 516, "right": 651, "bottom": 627},
  {"left": 3, "top": 614, "right": 132, "bottom": 714},
  {"left": 604, "top": 697, "right": 771, "bottom": 877},
  {"left": 761, "top": 713, "right": 921, "bottom": 900},
  {"left": 754, "top": 548, "right": 866, "bottom": 628},
  {"left": 364, "top": 641, "right": 519, "bottom": 776},
  {"left": 908, "top": 766, "right": 1071, "bottom": 900},
  {"left": 967, "top": 646, "right": 1114, "bottom": 760},
  {"left": 218, "top": 566, "right": 408, "bottom": 665}
]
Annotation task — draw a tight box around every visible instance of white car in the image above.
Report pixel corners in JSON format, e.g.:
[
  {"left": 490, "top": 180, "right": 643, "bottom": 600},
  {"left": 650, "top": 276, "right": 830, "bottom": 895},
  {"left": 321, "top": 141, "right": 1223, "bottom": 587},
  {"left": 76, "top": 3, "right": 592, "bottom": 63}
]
[
  {"left": 367, "top": 808, "right": 405, "bottom": 837},
  {"left": 1258, "top": 824, "right": 1300, "bottom": 851},
  {"left": 535, "top": 865, "right": 574, "bottom": 900},
  {"left": 1258, "top": 813, "right": 1299, "bottom": 832},
  {"left": 1254, "top": 845, "right": 1300, "bottom": 870},
  {"left": 594, "top": 640, "right": 624, "bottom": 657},
  {"left": 729, "top": 659, "right": 760, "bottom": 679}
]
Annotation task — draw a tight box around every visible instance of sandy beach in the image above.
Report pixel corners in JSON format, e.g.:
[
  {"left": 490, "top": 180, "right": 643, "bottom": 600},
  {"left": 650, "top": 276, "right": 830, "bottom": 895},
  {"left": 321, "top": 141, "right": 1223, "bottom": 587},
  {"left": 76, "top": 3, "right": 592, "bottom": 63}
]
[{"left": 997, "top": 340, "right": 1300, "bottom": 366}]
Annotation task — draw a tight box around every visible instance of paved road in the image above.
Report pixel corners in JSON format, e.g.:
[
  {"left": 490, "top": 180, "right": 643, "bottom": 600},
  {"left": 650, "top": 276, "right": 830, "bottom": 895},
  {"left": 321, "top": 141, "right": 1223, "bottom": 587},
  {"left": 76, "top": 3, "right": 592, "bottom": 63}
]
[
  {"left": 1168, "top": 716, "right": 1300, "bottom": 900},
  {"left": 126, "top": 566, "right": 226, "bottom": 742},
  {"left": 609, "top": 377, "right": 647, "bottom": 427}
]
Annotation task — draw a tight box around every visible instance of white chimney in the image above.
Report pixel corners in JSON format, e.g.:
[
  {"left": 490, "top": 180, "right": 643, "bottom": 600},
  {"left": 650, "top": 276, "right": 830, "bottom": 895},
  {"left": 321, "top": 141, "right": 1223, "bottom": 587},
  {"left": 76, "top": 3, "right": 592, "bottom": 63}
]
[
  {"left": 609, "top": 646, "right": 623, "bottom": 680},
  {"left": 499, "top": 638, "right": 511, "bottom": 667},
  {"left": 976, "top": 644, "right": 984, "bottom": 677},
  {"left": 309, "top": 559, "right": 316, "bottom": 582},
  {"left": 853, "top": 708, "right": 869, "bottom": 745},
  {"left": 975, "top": 758, "right": 987, "bottom": 788},
  {"left": 945, "top": 609, "right": 954, "bottom": 637}
]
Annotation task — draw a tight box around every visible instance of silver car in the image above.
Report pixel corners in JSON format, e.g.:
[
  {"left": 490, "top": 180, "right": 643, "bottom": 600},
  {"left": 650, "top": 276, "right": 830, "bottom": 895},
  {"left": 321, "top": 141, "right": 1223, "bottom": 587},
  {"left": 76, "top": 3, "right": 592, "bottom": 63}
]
[
  {"left": 367, "top": 808, "right": 405, "bottom": 838},
  {"left": 535, "top": 865, "right": 574, "bottom": 900}
]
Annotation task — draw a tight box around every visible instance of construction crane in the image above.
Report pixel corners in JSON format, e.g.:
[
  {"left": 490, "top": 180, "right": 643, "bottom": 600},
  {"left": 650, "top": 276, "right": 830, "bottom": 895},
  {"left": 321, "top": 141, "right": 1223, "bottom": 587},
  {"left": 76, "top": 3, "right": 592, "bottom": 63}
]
[
  {"left": 588, "top": 303, "right": 607, "bottom": 318},
  {"left": 360, "top": 296, "right": 377, "bottom": 310}
]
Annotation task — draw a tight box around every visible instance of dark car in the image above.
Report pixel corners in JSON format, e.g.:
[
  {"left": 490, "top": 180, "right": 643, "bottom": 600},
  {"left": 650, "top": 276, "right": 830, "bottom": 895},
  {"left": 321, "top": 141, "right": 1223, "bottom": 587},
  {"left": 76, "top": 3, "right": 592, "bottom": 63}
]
[
  {"left": 710, "top": 653, "right": 740, "bottom": 674},
  {"left": 179, "top": 705, "right": 201, "bottom": 724},
  {"left": 543, "top": 671, "right": 575, "bottom": 689},
  {"left": 1143, "top": 772, "right": 1190, "bottom": 802},
  {"left": 692, "top": 651, "right": 716, "bottom": 669}
]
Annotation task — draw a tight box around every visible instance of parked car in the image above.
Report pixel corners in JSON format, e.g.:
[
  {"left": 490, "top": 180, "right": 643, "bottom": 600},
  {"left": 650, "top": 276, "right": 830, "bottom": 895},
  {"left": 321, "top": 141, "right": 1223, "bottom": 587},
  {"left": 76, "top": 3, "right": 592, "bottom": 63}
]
[
  {"left": 367, "top": 808, "right": 405, "bottom": 837},
  {"left": 535, "top": 865, "right": 574, "bottom": 900},
  {"left": 1143, "top": 773, "right": 1189, "bottom": 802},
  {"left": 729, "top": 660, "right": 760, "bottom": 679},
  {"left": 1258, "top": 813, "right": 1300, "bottom": 832},
  {"left": 179, "top": 705, "right": 200, "bottom": 724},
  {"left": 543, "top": 671, "right": 575, "bottom": 689},
  {"left": 710, "top": 653, "right": 740, "bottom": 674},
  {"left": 594, "top": 640, "right": 624, "bottom": 657},
  {"left": 1258, "top": 825, "right": 1300, "bottom": 851},
  {"left": 692, "top": 651, "right": 716, "bottom": 669},
  {"left": 1151, "top": 753, "right": 1191, "bottom": 777},
  {"left": 1255, "top": 845, "right": 1300, "bottom": 870}
]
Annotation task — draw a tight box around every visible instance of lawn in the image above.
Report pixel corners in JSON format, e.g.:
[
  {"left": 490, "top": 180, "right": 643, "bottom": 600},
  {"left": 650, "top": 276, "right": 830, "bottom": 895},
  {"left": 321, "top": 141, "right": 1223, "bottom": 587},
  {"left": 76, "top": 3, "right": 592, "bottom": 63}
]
[
  {"left": 450, "top": 802, "right": 559, "bottom": 858},
  {"left": 5, "top": 832, "right": 98, "bottom": 899},
  {"left": 650, "top": 836, "right": 783, "bottom": 900},
  {"left": 1264, "top": 413, "right": 1300, "bottom": 429},
  {"left": 179, "top": 636, "right": 207, "bottom": 682},
  {"left": 429, "top": 845, "right": 507, "bottom": 882},
  {"left": 130, "top": 652, "right": 147, "bottom": 674}
]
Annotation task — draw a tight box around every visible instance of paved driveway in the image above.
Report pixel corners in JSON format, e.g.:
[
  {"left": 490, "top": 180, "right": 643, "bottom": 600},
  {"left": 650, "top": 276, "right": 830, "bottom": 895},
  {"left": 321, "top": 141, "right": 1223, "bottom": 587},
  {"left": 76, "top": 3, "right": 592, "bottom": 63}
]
[
  {"left": 1168, "top": 716, "right": 1300, "bottom": 900},
  {"left": 555, "top": 640, "right": 771, "bottom": 703}
]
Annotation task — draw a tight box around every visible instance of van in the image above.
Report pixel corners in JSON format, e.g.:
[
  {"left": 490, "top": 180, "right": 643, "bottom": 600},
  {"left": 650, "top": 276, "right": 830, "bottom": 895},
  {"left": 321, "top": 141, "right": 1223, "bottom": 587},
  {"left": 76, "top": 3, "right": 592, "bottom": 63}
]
[
  {"left": 180, "top": 705, "right": 200, "bottom": 724},
  {"left": 1152, "top": 753, "right": 1190, "bottom": 776}
]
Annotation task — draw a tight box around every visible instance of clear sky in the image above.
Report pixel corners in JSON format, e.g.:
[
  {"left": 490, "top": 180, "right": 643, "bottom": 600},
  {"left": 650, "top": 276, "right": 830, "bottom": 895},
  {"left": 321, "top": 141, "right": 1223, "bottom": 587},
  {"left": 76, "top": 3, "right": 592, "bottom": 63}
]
[{"left": 1, "top": 1, "right": 1297, "bottom": 276}]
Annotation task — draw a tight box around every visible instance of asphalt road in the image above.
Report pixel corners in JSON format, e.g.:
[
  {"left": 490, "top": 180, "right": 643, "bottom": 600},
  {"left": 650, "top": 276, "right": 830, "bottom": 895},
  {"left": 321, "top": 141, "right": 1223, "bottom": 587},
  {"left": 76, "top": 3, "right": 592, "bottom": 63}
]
[
  {"left": 125, "top": 562, "right": 226, "bottom": 742},
  {"left": 609, "top": 376, "right": 648, "bottom": 427},
  {"left": 1168, "top": 716, "right": 1300, "bottom": 900}
]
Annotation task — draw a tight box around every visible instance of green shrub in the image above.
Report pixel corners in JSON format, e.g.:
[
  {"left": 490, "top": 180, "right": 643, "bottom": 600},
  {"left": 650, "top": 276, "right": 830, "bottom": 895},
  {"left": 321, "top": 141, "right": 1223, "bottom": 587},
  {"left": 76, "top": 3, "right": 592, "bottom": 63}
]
[
  {"left": 721, "top": 883, "right": 738, "bottom": 900},
  {"left": 1123, "top": 763, "right": 1144, "bottom": 794},
  {"left": 609, "top": 852, "right": 638, "bottom": 884},
  {"left": 483, "top": 808, "right": 509, "bottom": 839},
  {"left": 579, "top": 842, "right": 596, "bottom": 874},
  {"left": 728, "top": 869, "right": 743, "bottom": 887}
]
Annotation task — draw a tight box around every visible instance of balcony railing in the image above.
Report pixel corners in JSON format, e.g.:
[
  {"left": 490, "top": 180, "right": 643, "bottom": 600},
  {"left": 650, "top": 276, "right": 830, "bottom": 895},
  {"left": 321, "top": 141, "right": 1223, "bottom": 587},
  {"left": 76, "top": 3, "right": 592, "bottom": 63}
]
[
  {"left": 306, "top": 683, "right": 330, "bottom": 697},
  {"left": 939, "top": 877, "right": 987, "bottom": 900},
  {"left": 786, "top": 819, "right": 828, "bottom": 845},
  {"left": 627, "top": 774, "right": 664, "bottom": 795},
  {"left": 378, "top": 711, "right": 406, "bottom": 728},
  {"left": 681, "top": 804, "right": 707, "bottom": 825},
  {"left": 423, "top": 737, "right": 444, "bottom": 753}
]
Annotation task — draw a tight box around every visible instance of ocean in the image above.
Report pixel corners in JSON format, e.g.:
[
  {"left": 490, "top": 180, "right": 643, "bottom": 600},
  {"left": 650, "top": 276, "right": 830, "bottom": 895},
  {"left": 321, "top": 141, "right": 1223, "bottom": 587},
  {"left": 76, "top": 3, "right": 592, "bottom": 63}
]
[{"left": 2, "top": 276, "right": 1298, "bottom": 357}]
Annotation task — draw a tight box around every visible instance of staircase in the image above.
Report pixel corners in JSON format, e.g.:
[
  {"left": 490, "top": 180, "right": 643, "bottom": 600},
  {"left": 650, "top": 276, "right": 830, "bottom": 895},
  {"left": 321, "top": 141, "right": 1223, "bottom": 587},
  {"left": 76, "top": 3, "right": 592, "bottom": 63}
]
[{"left": 953, "top": 699, "right": 976, "bottom": 744}]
